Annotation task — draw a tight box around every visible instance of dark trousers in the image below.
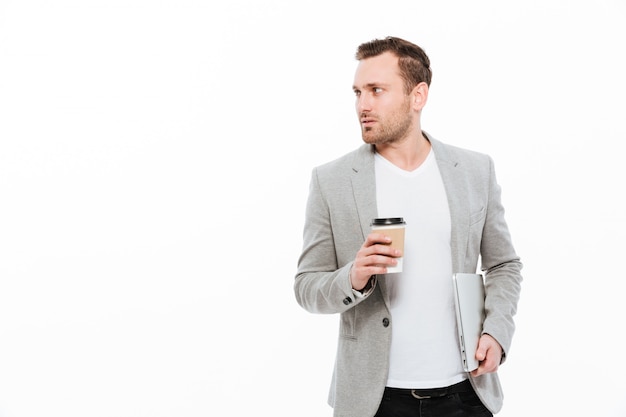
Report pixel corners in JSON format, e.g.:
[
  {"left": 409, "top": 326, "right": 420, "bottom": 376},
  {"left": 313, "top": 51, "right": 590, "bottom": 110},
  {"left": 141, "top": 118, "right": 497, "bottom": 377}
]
[{"left": 374, "top": 379, "right": 493, "bottom": 417}]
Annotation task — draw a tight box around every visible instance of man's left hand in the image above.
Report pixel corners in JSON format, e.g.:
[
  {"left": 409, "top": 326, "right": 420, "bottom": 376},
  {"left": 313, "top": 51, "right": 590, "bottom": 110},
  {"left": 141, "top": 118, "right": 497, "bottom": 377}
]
[{"left": 471, "top": 334, "right": 502, "bottom": 377}]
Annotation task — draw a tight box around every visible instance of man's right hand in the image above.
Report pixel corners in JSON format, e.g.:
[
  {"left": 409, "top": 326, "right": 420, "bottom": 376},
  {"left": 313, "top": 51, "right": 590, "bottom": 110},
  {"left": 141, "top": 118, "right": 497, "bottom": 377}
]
[{"left": 350, "top": 232, "right": 402, "bottom": 291}]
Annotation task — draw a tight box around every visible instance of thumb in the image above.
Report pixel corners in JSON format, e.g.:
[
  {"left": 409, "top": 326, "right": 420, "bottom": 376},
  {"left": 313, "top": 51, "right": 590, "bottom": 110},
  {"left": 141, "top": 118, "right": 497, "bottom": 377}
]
[{"left": 475, "top": 339, "right": 487, "bottom": 361}]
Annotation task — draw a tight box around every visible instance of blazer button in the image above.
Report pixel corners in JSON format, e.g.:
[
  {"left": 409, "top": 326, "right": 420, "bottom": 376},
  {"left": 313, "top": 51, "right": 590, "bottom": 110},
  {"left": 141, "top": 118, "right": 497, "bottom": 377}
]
[
  {"left": 382, "top": 318, "right": 390, "bottom": 327},
  {"left": 343, "top": 297, "right": 353, "bottom": 305}
]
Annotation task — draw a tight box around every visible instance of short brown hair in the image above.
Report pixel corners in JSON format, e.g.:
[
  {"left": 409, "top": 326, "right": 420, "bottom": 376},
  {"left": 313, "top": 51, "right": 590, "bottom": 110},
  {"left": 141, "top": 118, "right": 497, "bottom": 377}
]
[{"left": 356, "top": 36, "right": 432, "bottom": 92}]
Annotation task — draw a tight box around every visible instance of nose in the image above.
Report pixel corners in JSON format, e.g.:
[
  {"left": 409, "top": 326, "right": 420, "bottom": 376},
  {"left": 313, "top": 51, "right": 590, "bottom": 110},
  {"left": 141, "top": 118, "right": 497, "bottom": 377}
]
[{"left": 356, "top": 93, "right": 372, "bottom": 114}]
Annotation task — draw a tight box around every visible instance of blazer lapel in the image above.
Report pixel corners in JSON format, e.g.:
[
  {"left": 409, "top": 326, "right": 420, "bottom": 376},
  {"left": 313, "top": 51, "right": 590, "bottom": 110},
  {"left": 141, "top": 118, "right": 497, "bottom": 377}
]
[
  {"left": 430, "top": 136, "right": 469, "bottom": 274},
  {"left": 350, "top": 144, "right": 378, "bottom": 240},
  {"left": 350, "top": 145, "right": 394, "bottom": 306}
]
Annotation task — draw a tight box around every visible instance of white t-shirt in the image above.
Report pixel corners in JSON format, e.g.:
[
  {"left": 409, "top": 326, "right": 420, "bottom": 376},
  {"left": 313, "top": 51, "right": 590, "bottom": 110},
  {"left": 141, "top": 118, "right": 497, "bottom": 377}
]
[{"left": 375, "top": 149, "right": 466, "bottom": 388}]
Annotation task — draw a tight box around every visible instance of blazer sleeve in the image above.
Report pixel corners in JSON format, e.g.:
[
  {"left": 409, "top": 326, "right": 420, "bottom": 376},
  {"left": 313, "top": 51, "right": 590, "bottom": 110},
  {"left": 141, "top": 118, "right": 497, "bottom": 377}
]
[
  {"left": 294, "top": 167, "right": 364, "bottom": 314},
  {"left": 480, "top": 156, "right": 523, "bottom": 360}
]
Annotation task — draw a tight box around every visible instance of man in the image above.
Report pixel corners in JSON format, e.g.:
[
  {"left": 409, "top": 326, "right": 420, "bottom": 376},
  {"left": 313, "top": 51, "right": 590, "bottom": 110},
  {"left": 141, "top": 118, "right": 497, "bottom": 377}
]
[{"left": 294, "top": 37, "right": 522, "bottom": 417}]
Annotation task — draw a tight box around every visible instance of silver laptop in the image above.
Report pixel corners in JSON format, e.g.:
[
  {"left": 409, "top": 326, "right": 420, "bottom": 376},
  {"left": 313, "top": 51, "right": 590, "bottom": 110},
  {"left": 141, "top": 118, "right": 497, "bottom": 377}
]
[{"left": 452, "top": 273, "right": 486, "bottom": 372}]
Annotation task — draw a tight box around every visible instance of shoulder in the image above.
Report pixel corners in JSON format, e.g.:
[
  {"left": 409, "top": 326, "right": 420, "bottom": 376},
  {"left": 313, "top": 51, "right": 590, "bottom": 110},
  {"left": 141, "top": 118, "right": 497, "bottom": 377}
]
[
  {"left": 429, "top": 134, "right": 494, "bottom": 171},
  {"left": 313, "top": 144, "right": 374, "bottom": 178}
]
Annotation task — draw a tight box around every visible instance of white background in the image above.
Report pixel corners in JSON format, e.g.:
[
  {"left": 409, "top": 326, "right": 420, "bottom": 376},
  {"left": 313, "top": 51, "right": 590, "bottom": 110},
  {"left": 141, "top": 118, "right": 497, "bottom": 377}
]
[{"left": 1, "top": 0, "right": 625, "bottom": 416}]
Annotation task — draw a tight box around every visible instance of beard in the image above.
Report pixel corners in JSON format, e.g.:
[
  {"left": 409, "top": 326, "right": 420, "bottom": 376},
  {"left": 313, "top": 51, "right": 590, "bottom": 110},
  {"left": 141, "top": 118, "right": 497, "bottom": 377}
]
[{"left": 360, "top": 99, "right": 414, "bottom": 145}]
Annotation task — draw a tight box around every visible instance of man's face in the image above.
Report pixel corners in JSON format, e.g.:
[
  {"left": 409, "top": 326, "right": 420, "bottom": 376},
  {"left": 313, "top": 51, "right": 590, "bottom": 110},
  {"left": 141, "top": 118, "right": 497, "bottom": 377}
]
[{"left": 352, "top": 52, "right": 414, "bottom": 146}]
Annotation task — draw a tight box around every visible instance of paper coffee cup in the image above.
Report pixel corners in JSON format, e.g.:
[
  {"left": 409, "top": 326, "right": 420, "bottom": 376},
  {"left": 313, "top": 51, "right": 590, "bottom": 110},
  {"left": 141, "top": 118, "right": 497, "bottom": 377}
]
[{"left": 370, "top": 217, "right": 406, "bottom": 273}]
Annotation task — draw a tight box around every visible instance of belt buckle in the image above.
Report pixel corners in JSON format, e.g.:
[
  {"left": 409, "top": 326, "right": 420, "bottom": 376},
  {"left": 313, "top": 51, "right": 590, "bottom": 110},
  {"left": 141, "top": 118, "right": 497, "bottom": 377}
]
[{"left": 411, "top": 390, "right": 432, "bottom": 400}]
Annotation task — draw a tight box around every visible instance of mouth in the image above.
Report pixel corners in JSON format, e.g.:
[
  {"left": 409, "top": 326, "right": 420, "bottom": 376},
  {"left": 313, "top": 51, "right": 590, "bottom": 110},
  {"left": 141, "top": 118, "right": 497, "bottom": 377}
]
[{"left": 361, "top": 118, "right": 376, "bottom": 127}]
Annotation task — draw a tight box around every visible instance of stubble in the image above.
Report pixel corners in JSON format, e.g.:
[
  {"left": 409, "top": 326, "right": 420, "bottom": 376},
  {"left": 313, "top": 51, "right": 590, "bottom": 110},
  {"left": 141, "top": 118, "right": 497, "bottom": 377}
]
[{"left": 360, "top": 97, "right": 413, "bottom": 146}]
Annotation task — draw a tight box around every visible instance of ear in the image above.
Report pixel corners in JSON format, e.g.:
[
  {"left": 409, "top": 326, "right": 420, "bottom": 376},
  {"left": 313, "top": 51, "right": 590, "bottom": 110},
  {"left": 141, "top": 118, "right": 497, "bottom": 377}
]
[{"left": 411, "top": 82, "right": 429, "bottom": 112}]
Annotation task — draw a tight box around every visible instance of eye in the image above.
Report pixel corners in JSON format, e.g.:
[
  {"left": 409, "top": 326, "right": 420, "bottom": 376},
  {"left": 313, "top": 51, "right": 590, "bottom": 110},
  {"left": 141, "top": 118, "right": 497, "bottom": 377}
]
[
  {"left": 373, "top": 87, "right": 383, "bottom": 94},
  {"left": 353, "top": 89, "right": 361, "bottom": 97}
]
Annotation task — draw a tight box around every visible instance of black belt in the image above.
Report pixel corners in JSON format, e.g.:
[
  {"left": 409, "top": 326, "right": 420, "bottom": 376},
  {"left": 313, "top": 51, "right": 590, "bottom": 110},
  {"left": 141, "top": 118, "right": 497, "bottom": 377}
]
[{"left": 385, "top": 379, "right": 472, "bottom": 400}]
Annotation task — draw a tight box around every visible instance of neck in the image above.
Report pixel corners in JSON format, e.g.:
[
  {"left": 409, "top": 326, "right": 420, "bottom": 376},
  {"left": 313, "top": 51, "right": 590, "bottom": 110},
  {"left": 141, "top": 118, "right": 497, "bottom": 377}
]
[{"left": 375, "top": 131, "right": 431, "bottom": 171}]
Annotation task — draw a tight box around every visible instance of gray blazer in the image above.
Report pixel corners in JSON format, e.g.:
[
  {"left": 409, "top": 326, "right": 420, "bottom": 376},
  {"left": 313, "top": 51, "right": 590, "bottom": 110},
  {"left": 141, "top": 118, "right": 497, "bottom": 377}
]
[{"left": 294, "top": 135, "right": 522, "bottom": 416}]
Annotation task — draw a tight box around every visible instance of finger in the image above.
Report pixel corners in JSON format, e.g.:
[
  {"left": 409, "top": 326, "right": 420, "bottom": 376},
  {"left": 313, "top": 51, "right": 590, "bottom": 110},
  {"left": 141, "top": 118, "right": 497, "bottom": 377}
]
[
  {"left": 355, "top": 256, "right": 397, "bottom": 274},
  {"left": 369, "top": 244, "right": 402, "bottom": 258},
  {"left": 471, "top": 353, "right": 498, "bottom": 377},
  {"left": 356, "top": 247, "right": 399, "bottom": 263},
  {"left": 365, "top": 233, "right": 392, "bottom": 247},
  {"left": 484, "top": 350, "right": 499, "bottom": 373},
  {"left": 475, "top": 343, "right": 487, "bottom": 362}
]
